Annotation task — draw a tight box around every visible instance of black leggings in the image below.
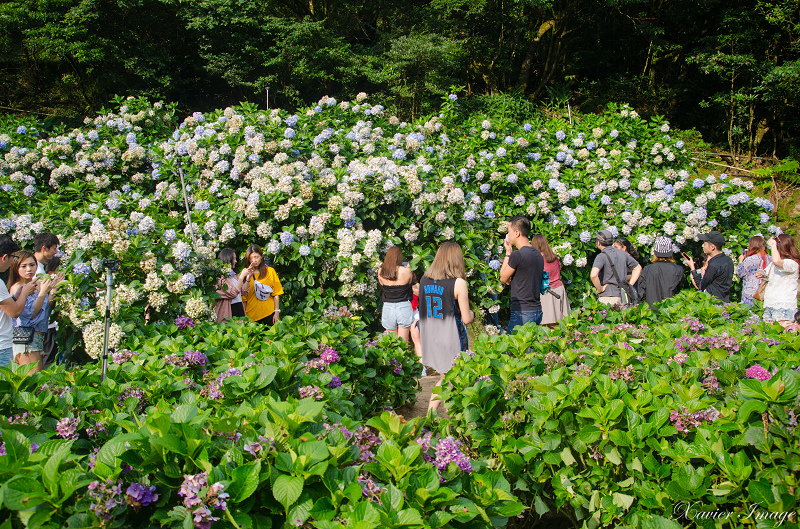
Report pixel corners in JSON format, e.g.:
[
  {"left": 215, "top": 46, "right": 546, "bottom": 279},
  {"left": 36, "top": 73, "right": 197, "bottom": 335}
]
[
  {"left": 254, "top": 314, "right": 275, "bottom": 327},
  {"left": 231, "top": 302, "right": 245, "bottom": 317}
]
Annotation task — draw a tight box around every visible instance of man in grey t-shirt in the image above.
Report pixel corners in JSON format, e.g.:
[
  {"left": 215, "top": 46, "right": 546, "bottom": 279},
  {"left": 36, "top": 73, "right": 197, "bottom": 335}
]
[{"left": 590, "top": 230, "right": 642, "bottom": 305}]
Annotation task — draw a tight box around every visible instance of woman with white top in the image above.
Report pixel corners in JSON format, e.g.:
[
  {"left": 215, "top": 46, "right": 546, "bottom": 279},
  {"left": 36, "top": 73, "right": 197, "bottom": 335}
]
[{"left": 757, "top": 234, "right": 800, "bottom": 326}]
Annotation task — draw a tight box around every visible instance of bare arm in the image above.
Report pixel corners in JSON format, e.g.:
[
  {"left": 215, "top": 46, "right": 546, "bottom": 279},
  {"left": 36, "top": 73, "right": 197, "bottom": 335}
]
[
  {"left": 272, "top": 296, "right": 280, "bottom": 324},
  {"left": 769, "top": 239, "right": 784, "bottom": 269},
  {"left": 590, "top": 267, "right": 605, "bottom": 293},
  {"left": 1, "top": 281, "right": 39, "bottom": 318},
  {"left": 454, "top": 278, "right": 474, "bottom": 325},
  {"left": 629, "top": 264, "right": 642, "bottom": 286}
]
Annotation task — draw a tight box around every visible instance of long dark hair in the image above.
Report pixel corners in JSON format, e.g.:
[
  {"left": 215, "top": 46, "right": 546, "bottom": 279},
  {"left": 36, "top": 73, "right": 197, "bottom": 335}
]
[
  {"left": 747, "top": 236, "right": 767, "bottom": 257},
  {"left": 380, "top": 246, "right": 403, "bottom": 281},
  {"left": 531, "top": 234, "right": 558, "bottom": 263},
  {"left": 775, "top": 234, "right": 800, "bottom": 266},
  {"left": 245, "top": 244, "right": 268, "bottom": 278},
  {"left": 614, "top": 237, "right": 641, "bottom": 262}
]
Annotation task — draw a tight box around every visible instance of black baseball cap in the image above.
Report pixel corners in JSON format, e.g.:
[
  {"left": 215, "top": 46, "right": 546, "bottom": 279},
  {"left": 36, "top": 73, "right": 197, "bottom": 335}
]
[{"left": 698, "top": 231, "right": 725, "bottom": 249}]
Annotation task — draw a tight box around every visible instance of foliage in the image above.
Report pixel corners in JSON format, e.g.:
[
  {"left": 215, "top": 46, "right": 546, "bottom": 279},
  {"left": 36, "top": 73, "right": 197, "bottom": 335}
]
[
  {"left": 440, "top": 291, "right": 800, "bottom": 527},
  {"left": 0, "top": 93, "right": 778, "bottom": 358},
  {"left": 0, "top": 311, "right": 528, "bottom": 528}
]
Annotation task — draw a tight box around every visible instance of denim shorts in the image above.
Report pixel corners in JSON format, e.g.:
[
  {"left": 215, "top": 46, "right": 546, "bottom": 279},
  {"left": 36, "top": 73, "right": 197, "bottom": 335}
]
[
  {"left": 0, "top": 347, "right": 12, "bottom": 367},
  {"left": 382, "top": 301, "right": 414, "bottom": 330},
  {"left": 13, "top": 332, "right": 45, "bottom": 357},
  {"left": 763, "top": 306, "right": 797, "bottom": 323}
]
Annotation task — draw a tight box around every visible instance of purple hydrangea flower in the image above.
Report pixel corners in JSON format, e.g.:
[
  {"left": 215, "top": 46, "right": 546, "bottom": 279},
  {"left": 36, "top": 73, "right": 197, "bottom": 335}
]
[{"left": 176, "top": 316, "right": 195, "bottom": 330}]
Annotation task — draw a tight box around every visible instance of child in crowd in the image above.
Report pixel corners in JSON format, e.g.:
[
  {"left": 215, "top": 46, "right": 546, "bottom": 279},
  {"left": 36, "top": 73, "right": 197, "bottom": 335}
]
[{"left": 409, "top": 274, "right": 426, "bottom": 376}]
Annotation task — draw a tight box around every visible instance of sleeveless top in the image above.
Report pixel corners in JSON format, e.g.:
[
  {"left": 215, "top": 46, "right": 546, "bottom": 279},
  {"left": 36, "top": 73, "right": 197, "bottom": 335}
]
[
  {"left": 419, "top": 277, "right": 468, "bottom": 374},
  {"left": 380, "top": 282, "right": 413, "bottom": 303}
]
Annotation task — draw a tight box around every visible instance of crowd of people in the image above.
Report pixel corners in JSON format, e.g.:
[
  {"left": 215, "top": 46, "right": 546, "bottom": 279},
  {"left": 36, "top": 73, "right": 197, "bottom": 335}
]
[{"left": 1, "top": 218, "right": 798, "bottom": 400}]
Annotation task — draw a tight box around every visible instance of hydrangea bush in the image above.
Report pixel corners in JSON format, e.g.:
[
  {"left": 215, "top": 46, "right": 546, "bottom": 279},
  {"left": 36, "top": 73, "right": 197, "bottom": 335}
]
[
  {"left": 0, "top": 311, "right": 525, "bottom": 528},
  {"left": 0, "top": 93, "right": 776, "bottom": 354},
  {"left": 439, "top": 291, "right": 799, "bottom": 526}
]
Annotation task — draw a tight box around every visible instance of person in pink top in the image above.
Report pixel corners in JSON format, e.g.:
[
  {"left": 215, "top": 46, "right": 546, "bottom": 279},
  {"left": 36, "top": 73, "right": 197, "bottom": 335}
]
[
  {"left": 214, "top": 249, "right": 252, "bottom": 323},
  {"left": 531, "top": 234, "right": 571, "bottom": 325}
]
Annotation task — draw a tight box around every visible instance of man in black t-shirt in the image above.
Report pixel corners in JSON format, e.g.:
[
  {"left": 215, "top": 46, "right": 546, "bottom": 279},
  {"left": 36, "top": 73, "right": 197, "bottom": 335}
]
[{"left": 500, "top": 215, "right": 544, "bottom": 333}]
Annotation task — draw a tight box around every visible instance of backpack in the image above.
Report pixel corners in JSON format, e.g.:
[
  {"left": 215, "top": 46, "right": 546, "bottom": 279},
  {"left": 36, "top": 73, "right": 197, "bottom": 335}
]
[{"left": 603, "top": 253, "right": 639, "bottom": 306}]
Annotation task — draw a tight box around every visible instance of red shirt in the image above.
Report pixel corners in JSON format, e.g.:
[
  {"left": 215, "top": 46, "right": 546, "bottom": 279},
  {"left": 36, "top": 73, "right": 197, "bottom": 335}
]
[
  {"left": 544, "top": 259, "right": 563, "bottom": 289},
  {"left": 411, "top": 294, "right": 419, "bottom": 311}
]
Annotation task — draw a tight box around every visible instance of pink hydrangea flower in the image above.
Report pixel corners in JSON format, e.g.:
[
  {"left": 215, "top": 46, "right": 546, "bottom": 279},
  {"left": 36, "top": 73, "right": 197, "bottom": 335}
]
[{"left": 745, "top": 364, "right": 771, "bottom": 381}]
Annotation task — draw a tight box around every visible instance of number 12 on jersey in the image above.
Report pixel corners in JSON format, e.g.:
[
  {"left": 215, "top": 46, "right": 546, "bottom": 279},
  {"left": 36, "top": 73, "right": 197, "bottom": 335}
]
[{"left": 426, "top": 296, "right": 443, "bottom": 319}]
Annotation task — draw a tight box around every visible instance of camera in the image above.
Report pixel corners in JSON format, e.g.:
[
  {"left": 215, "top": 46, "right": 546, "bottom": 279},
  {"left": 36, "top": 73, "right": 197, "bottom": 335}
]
[{"left": 102, "top": 259, "right": 120, "bottom": 271}]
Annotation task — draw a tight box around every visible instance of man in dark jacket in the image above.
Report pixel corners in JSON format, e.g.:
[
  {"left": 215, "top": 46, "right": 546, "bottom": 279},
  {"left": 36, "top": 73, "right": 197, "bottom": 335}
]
[{"left": 683, "top": 231, "right": 734, "bottom": 302}]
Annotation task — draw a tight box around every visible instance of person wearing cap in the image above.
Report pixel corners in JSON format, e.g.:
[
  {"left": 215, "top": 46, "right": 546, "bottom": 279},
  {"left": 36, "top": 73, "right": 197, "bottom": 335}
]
[
  {"left": 590, "top": 229, "right": 642, "bottom": 305},
  {"left": 637, "top": 237, "right": 685, "bottom": 308},
  {"left": 682, "top": 230, "right": 734, "bottom": 302},
  {"left": 500, "top": 215, "right": 544, "bottom": 333}
]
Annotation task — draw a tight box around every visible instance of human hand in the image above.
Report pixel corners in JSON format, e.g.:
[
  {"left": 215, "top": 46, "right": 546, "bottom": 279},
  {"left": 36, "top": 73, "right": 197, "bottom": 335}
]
[
  {"left": 39, "top": 277, "right": 53, "bottom": 294},
  {"left": 597, "top": 284, "right": 607, "bottom": 294},
  {"left": 50, "top": 272, "right": 66, "bottom": 291},
  {"left": 20, "top": 280, "right": 39, "bottom": 297},
  {"left": 273, "top": 312, "right": 280, "bottom": 325},
  {"left": 503, "top": 235, "right": 512, "bottom": 254},
  {"left": 756, "top": 269, "right": 765, "bottom": 280},
  {"left": 682, "top": 252, "right": 695, "bottom": 270},
  {"left": 768, "top": 238, "right": 778, "bottom": 250},
  {"left": 738, "top": 253, "right": 745, "bottom": 263}
]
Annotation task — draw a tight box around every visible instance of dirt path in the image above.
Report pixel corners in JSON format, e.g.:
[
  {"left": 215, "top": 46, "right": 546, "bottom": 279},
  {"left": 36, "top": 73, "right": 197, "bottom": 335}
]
[{"left": 395, "top": 375, "right": 447, "bottom": 420}]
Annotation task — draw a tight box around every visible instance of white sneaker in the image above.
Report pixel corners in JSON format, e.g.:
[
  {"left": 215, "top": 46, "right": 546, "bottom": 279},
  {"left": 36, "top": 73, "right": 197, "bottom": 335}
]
[{"left": 421, "top": 367, "right": 427, "bottom": 377}]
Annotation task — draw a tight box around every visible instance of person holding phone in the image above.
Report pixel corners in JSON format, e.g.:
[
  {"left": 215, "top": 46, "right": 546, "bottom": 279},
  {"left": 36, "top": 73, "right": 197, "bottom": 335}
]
[
  {"left": 735, "top": 236, "right": 771, "bottom": 307},
  {"left": 682, "top": 231, "right": 734, "bottom": 302},
  {"left": 757, "top": 234, "right": 800, "bottom": 326}
]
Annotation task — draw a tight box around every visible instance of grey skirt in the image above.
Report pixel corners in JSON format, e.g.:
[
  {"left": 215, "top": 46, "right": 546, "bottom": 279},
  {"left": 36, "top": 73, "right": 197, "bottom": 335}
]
[{"left": 541, "top": 284, "right": 571, "bottom": 325}]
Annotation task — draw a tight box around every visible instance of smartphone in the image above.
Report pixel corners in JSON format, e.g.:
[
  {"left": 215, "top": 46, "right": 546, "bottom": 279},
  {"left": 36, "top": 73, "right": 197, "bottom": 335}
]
[
  {"left": 402, "top": 261, "right": 409, "bottom": 267},
  {"left": 742, "top": 248, "right": 747, "bottom": 256}
]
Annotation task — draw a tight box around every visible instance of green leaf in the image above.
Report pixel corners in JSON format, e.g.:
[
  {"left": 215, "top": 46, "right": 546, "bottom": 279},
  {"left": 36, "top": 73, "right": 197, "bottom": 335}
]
[
  {"left": 747, "top": 480, "right": 775, "bottom": 506},
  {"left": 560, "top": 447, "right": 576, "bottom": 466},
  {"left": 642, "top": 514, "right": 683, "bottom": 529},
  {"left": 151, "top": 434, "right": 188, "bottom": 455},
  {"left": 230, "top": 461, "right": 262, "bottom": 503},
  {"left": 43, "top": 441, "right": 73, "bottom": 495},
  {"left": 604, "top": 445, "right": 622, "bottom": 465},
  {"left": 273, "top": 474, "right": 304, "bottom": 511},
  {"left": 171, "top": 403, "right": 198, "bottom": 424},
  {"left": 612, "top": 492, "right": 635, "bottom": 510},
  {"left": 737, "top": 399, "right": 767, "bottom": 422},
  {"left": 397, "top": 509, "right": 424, "bottom": 526},
  {"left": 534, "top": 495, "right": 549, "bottom": 515}
]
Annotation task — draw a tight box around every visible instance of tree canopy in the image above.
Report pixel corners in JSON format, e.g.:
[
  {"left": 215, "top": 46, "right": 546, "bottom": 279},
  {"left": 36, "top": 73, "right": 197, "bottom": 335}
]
[{"left": 2, "top": 0, "right": 799, "bottom": 157}]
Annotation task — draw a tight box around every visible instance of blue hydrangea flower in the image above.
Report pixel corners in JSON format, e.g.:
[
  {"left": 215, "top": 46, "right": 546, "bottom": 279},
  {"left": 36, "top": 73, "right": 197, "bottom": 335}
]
[
  {"left": 392, "top": 149, "right": 406, "bottom": 160},
  {"left": 609, "top": 129, "right": 619, "bottom": 138},
  {"left": 284, "top": 128, "right": 296, "bottom": 139},
  {"left": 463, "top": 210, "right": 476, "bottom": 221},
  {"left": 87, "top": 130, "right": 99, "bottom": 141},
  {"left": 727, "top": 195, "right": 739, "bottom": 206},
  {"left": 675, "top": 140, "right": 684, "bottom": 149},
  {"left": 23, "top": 185, "right": 35, "bottom": 197},
  {"left": 586, "top": 141, "right": 596, "bottom": 151},
  {"left": 299, "top": 244, "right": 311, "bottom": 256},
  {"left": 524, "top": 123, "right": 532, "bottom": 131},
  {"left": 73, "top": 263, "right": 91, "bottom": 277},
  {"left": 504, "top": 136, "right": 514, "bottom": 145},
  {"left": 529, "top": 152, "right": 541, "bottom": 161},
  {"left": 555, "top": 130, "right": 566, "bottom": 141},
  {"left": 16, "top": 126, "right": 27, "bottom": 134},
  {"left": 507, "top": 173, "right": 518, "bottom": 184},
  {"left": 556, "top": 152, "right": 566, "bottom": 162},
  {"left": 195, "top": 200, "right": 210, "bottom": 211},
  {"left": 600, "top": 195, "right": 611, "bottom": 205},
  {"left": 163, "top": 229, "right": 177, "bottom": 243},
  {"left": 449, "top": 94, "right": 458, "bottom": 101},
  {"left": 182, "top": 273, "right": 196, "bottom": 288},
  {"left": 489, "top": 259, "right": 501, "bottom": 270},
  {"left": 692, "top": 179, "right": 704, "bottom": 188},
  {"left": 280, "top": 232, "right": 294, "bottom": 246},
  {"left": 480, "top": 184, "right": 490, "bottom": 194},
  {"left": 484, "top": 211, "right": 496, "bottom": 219},
  {"left": 285, "top": 115, "right": 299, "bottom": 127},
  {"left": 484, "top": 200, "right": 495, "bottom": 211},
  {"left": 580, "top": 231, "right": 592, "bottom": 243}
]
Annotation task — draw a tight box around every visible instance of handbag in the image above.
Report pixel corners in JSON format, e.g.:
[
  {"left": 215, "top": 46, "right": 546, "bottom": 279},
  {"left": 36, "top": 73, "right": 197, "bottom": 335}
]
[
  {"left": 753, "top": 260, "right": 770, "bottom": 302},
  {"left": 603, "top": 253, "right": 640, "bottom": 306},
  {"left": 13, "top": 326, "right": 35, "bottom": 345}
]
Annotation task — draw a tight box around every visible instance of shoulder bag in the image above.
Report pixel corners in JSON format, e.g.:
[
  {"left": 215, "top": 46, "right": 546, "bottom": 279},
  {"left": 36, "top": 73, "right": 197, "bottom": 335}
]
[
  {"left": 603, "top": 253, "right": 640, "bottom": 306},
  {"left": 13, "top": 326, "right": 35, "bottom": 345},
  {"left": 753, "top": 258, "right": 770, "bottom": 302}
]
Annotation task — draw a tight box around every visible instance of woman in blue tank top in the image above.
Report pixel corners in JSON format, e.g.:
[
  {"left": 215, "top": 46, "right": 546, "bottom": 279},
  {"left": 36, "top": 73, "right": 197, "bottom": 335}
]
[{"left": 419, "top": 242, "right": 474, "bottom": 413}]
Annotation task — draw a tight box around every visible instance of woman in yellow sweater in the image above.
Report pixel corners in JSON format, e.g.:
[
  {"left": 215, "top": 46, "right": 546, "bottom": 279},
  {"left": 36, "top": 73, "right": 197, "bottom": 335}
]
[{"left": 241, "top": 244, "right": 284, "bottom": 326}]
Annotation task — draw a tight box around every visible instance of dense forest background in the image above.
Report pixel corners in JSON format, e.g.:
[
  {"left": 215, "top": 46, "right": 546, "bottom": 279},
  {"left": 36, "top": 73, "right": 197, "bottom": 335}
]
[{"left": 2, "top": 0, "right": 799, "bottom": 159}]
